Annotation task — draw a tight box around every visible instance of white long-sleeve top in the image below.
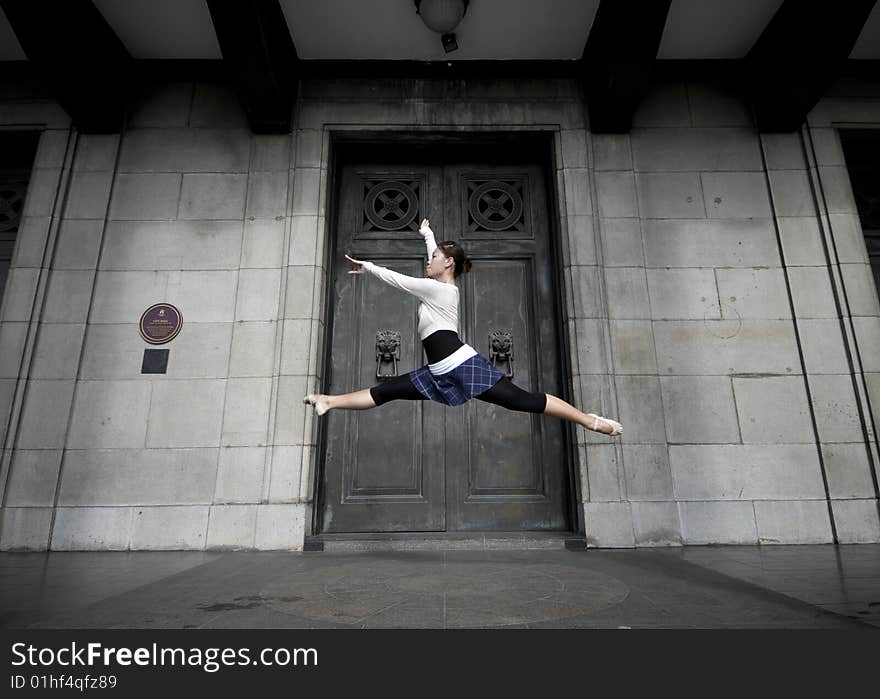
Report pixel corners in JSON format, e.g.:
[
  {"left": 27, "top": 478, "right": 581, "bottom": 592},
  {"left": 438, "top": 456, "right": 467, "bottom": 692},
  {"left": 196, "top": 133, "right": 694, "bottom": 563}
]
[{"left": 361, "top": 225, "right": 461, "bottom": 341}]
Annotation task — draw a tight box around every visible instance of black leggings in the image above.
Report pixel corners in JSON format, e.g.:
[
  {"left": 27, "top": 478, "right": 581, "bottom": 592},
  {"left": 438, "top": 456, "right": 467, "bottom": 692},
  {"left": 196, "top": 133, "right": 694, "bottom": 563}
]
[{"left": 369, "top": 374, "right": 548, "bottom": 414}]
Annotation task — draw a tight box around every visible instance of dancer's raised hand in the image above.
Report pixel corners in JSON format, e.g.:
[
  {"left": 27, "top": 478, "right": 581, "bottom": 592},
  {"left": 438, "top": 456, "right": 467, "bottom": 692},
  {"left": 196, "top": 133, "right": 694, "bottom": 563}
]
[
  {"left": 420, "top": 217, "right": 430, "bottom": 230},
  {"left": 345, "top": 253, "right": 365, "bottom": 274}
]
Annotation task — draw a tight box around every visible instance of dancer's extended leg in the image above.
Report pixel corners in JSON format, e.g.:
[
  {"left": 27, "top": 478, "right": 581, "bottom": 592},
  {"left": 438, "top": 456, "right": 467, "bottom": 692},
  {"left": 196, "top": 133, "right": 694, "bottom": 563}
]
[
  {"left": 543, "top": 394, "right": 622, "bottom": 436},
  {"left": 303, "top": 388, "right": 376, "bottom": 416}
]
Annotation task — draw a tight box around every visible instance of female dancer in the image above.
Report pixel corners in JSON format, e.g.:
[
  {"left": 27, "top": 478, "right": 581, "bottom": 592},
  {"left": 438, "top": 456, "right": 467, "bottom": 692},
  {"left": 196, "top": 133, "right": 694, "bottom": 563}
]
[{"left": 303, "top": 219, "right": 623, "bottom": 437}]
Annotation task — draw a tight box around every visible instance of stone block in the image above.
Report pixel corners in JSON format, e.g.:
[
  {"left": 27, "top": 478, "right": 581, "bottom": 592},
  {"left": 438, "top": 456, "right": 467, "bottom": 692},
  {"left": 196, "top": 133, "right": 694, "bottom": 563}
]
[
  {"left": 0, "top": 322, "right": 27, "bottom": 378},
  {"left": 17, "top": 380, "right": 75, "bottom": 449},
  {"left": 821, "top": 443, "right": 877, "bottom": 498},
  {"left": 53, "top": 219, "right": 103, "bottom": 270},
  {"left": 852, "top": 317, "right": 880, "bottom": 372},
  {"left": 660, "top": 376, "right": 740, "bottom": 444},
  {"left": 567, "top": 215, "right": 597, "bottom": 266},
  {"left": 796, "top": 319, "right": 851, "bottom": 374},
  {"left": 631, "top": 127, "right": 761, "bottom": 171},
  {"left": 643, "top": 218, "right": 780, "bottom": 268},
  {"left": 246, "top": 171, "right": 288, "bottom": 220},
  {"left": 289, "top": 215, "right": 319, "bottom": 266},
  {"left": 671, "top": 445, "right": 825, "bottom": 500},
  {"left": 841, "top": 263, "right": 880, "bottom": 317},
  {"left": 127, "top": 82, "right": 191, "bottom": 127},
  {"left": 72, "top": 134, "right": 119, "bottom": 172},
  {"left": 253, "top": 134, "right": 292, "bottom": 172},
  {"left": 817, "top": 166, "right": 857, "bottom": 214},
  {"left": 35, "top": 129, "right": 71, "bottom": 169},
  {"left": 294, "top": 129, "right": 323, "bottom": 169},
  {"left": 207, "top": 505, "right": 257, "bottom": 549},
  {"left": 284, "top": 266, "right": 317, "bottom": 319},
  {"left": 760, "top": 133, "right": 806, "bottom": 170},
  {"left": 229, "top": 322, "right": 277, "bottom": 378},
  {"left": 654, "top": 320, "right": 800, "bottom": 375},
  {"left": 280, "top": 319, "right": 312, "bottom": 375},
  {"left": 42, "top": 270, "right": 93, "bottom": 324},
  {"left": 755, "top": 500, "right": 833, "bottom": 544},
  {"left": 130, "top": 506, "right": 209, "bottom": 550},
  {"left": 52, "top": 506, "right": 131, "bottom": 550},
  {"left": 591, "top": 133, "right": 632, "bottom": 171},
  {"left": 273, "top": 376, "right": 309, "bottom": 446},
  {"left": 768, "top": 170, "right": 815, "bottom": 217},
  {"left": 567, "top": 265, "right": 603, "bottom": 318},
  {"left": 215, "top": 447, "right": 266, "bottom": 503},
  {"left": 788, "top": 266, "right": 839, "bottom": 318},
  {"left": 715, "top": 268, "right": 791, "bottom": 320},
  {"left": 242, "top": 219, "right": 285, "bottom": 269},
  {"left": 631, "top": 80, "right": 690, "bottom": 127},
  {"left": 686, "top": 82, "right": 752, "bottom": 127},
  {"left": 647, "top": 268, "right": 720, "bottom": 320},
  {"left": 146, "top": 379, "right": 226, "bottom": 448},
  {"left": 10, "top": 216, "right": 52, "bottom": 268},
  {"left": 701, "top": 172, "right": 771, "bottom": 219},
  {"left": 254, "top": 503, "right": 305, "bottom": 550},
  {"left": 292, "top": 168, "right": 322, "bottom": 216},
  {"left": 631, "top": 501, "right": 682, "bottom": 547},
  {"left": 584, "top": 443, "right": 620, "bottom": 501},
  {"left": 108, "top": 173, "right": 181, "bottom": 220},
  {"left": 609, "top": 320, "right": 657, "bottom": 375},
  {"left": 1, "top": 268, "right": 39, "bottom": 322},
  {"left": 614, "top": 375, "right": 666, "bottom": 445},
  {"left": 89, "top": 271, "right": 166, "bottom": 323},
  {"left": 636, "top": 173, "right": 705, "bottom": 219},
  {"left": 64, "top": 171, "right": 114, "bottom": 219},
  {"left": 235, "top": 269, "right": 282, "bottom": 322},
  {"left": 831, "top": 499, "right": 880, "bottom": 544},
  {"left": 58, "top": 448, "right": 217, "bottom": 506},
  {"left": 679, "top": 501, "right": 758, "bottom": 545},
  {"left": 559, "top": 129, "right": 587, "bottom": 169},
  {"left": 583, "top": 502, "right": 635, "bottom": 548},
  {"left": 808, "top": 127, "right": 846, "bottom": 167},
  {"left": 268, "top": 445, "right": 304, "bottom": 503},
  {"left": 777, "top": 217, "right": 825, "bottom": 266},
  {"left": 622, "top": 444, "right": 673, "bottom": 500},
  {"left": 733, "top": 376, "right": 815, "bottom": 444},
  {"left": 4, "top": 450, "right": 62, "bottom": 506},
  {"left": 867, "top": 373, "right": 880, "bottom": 427},
  {"left": 190, "top": 82, "right": 248, "bottom": 128},
  {"left": 808, "top": 374, "right": 865, "bottom": 443},
  {"left": 828, "top": 213, "right": 869, "bottom": 265},
  {"left": 563, "top": 168, "right": 592, "bottom": 217},
  {"left": 604, "top": 267, "right": 650, "bottom": 320},
  {"left": 166, "top": 270, "right": 239, "bottom": 323},
  {"left": 600, "top": 218, "right": 642, "bottom": 267},
  {"left": 118, "top": 128, "right": 250, "bottom": 172},
  {"left": 595, "top": 171, "right": 637, "bottom": 218},
  {"left": 179, "top": 173, "right": 248, "bottom": 220},
  {"left": 68, "top": 380, "right": 151, "bottom": 449},
  {"left": 22, "top": 168, "right": 62, "bottom": 218},
  {"left": 30, "top": 323, "right": 85, "bottom": 379},
  {"left": 101, "top": 220, "right": 242, "bottom": 270},
  {"left": 0, "top": 507, "right": 52, "bottom": 550},
  {"left": 221, "top": 378, "right": 272, "bottom": 447},
  {"left": 0, "top": 380, "right": 14, "bottom": 445}
]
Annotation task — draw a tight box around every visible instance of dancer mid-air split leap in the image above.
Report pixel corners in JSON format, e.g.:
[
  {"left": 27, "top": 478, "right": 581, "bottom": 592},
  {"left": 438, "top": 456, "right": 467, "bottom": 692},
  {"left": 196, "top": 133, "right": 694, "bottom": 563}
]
[{"left": 304, "top": 218, "right": 623, "bottom": 437}]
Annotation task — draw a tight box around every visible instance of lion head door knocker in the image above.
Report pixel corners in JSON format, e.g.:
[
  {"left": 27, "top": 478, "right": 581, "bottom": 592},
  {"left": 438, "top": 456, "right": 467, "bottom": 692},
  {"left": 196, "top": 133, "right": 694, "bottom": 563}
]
[
  {"left": 376, "top": 330, "right": 401, "bottom": 379},
  {"left": 488, "top": 330, "right": 514, "bottom": 379}
]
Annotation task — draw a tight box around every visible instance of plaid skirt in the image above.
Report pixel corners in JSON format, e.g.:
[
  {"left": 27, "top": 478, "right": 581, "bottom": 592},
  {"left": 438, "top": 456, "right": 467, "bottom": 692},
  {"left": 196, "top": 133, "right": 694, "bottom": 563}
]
[{"left": 409, "top": 353, "right": 505, "bottom": 406}]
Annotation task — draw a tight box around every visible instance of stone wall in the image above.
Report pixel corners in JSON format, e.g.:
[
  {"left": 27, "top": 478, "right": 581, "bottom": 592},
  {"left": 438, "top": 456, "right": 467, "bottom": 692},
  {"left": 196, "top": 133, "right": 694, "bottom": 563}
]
[{"left": 0, "top": 73, "right": 878, "bottom": 550}]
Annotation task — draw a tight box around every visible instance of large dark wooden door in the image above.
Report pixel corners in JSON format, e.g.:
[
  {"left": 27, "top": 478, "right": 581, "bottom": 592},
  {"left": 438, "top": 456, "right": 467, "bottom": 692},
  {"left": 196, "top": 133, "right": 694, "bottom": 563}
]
[{"left": 319, "top": 143, "right": 569, "bottom": 533}]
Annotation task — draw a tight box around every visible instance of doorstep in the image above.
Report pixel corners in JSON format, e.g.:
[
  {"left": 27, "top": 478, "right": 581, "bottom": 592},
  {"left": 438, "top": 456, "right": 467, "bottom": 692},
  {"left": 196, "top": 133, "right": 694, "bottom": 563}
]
[{"left": 303, "top": 531, "right": 586, "bottom": 552}]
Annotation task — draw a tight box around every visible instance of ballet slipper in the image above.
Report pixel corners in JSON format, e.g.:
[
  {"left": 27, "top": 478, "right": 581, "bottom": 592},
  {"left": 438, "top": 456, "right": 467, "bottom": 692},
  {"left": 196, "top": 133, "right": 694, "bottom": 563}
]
[{"left": 592, "top": 414, "right": 623, "bottom": 436}]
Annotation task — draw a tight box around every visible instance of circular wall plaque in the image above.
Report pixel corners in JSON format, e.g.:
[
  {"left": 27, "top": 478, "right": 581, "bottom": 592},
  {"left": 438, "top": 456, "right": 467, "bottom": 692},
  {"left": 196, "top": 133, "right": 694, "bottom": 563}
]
[{"left": 139, "top": 303, "right": 182, "bottom": 345}]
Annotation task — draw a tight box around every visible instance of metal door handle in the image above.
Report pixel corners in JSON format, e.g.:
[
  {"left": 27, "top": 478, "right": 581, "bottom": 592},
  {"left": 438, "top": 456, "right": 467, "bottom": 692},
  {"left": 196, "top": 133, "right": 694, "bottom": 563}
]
[
  {"left": 376, "top": 330, "right": 401, "bottom": 379},
  {"left": 489, "top": 330, "right": 514, "bottom": 379}
]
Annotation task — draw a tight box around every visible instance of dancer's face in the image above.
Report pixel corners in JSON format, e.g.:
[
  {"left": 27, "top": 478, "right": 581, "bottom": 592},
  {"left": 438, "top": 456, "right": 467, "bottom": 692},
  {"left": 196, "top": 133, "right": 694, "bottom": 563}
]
[{"left": 426, "top": 249, "right": 452, "bottom": 279}]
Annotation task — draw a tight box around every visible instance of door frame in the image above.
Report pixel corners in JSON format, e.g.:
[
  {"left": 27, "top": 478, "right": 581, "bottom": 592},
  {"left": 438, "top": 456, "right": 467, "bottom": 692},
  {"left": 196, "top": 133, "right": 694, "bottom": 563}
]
[{"left": 309, "top": 129, "right": 585, "bottom": 538}]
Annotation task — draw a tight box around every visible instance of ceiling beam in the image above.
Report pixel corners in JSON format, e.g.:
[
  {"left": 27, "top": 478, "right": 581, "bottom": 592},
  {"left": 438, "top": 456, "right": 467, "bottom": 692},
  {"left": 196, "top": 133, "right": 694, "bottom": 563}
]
[
  {"left": 0, "top": 0, "right": 132, "bottom": 133},
  {"left": 206, "top": 0, "right": 299, "bottom": 134},
  {"left": 745, "top": 0, "right": 877, "bottom": 132},
  {"left": 580, "top": 0, "right": 673, "bottom": 133}
]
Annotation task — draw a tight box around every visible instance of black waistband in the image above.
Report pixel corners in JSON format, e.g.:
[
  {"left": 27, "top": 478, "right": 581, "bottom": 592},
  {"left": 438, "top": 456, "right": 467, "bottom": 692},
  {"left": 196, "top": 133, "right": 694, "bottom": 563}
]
[{"left": 422, "top": 330, "right": 464, "bottom": 364}]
